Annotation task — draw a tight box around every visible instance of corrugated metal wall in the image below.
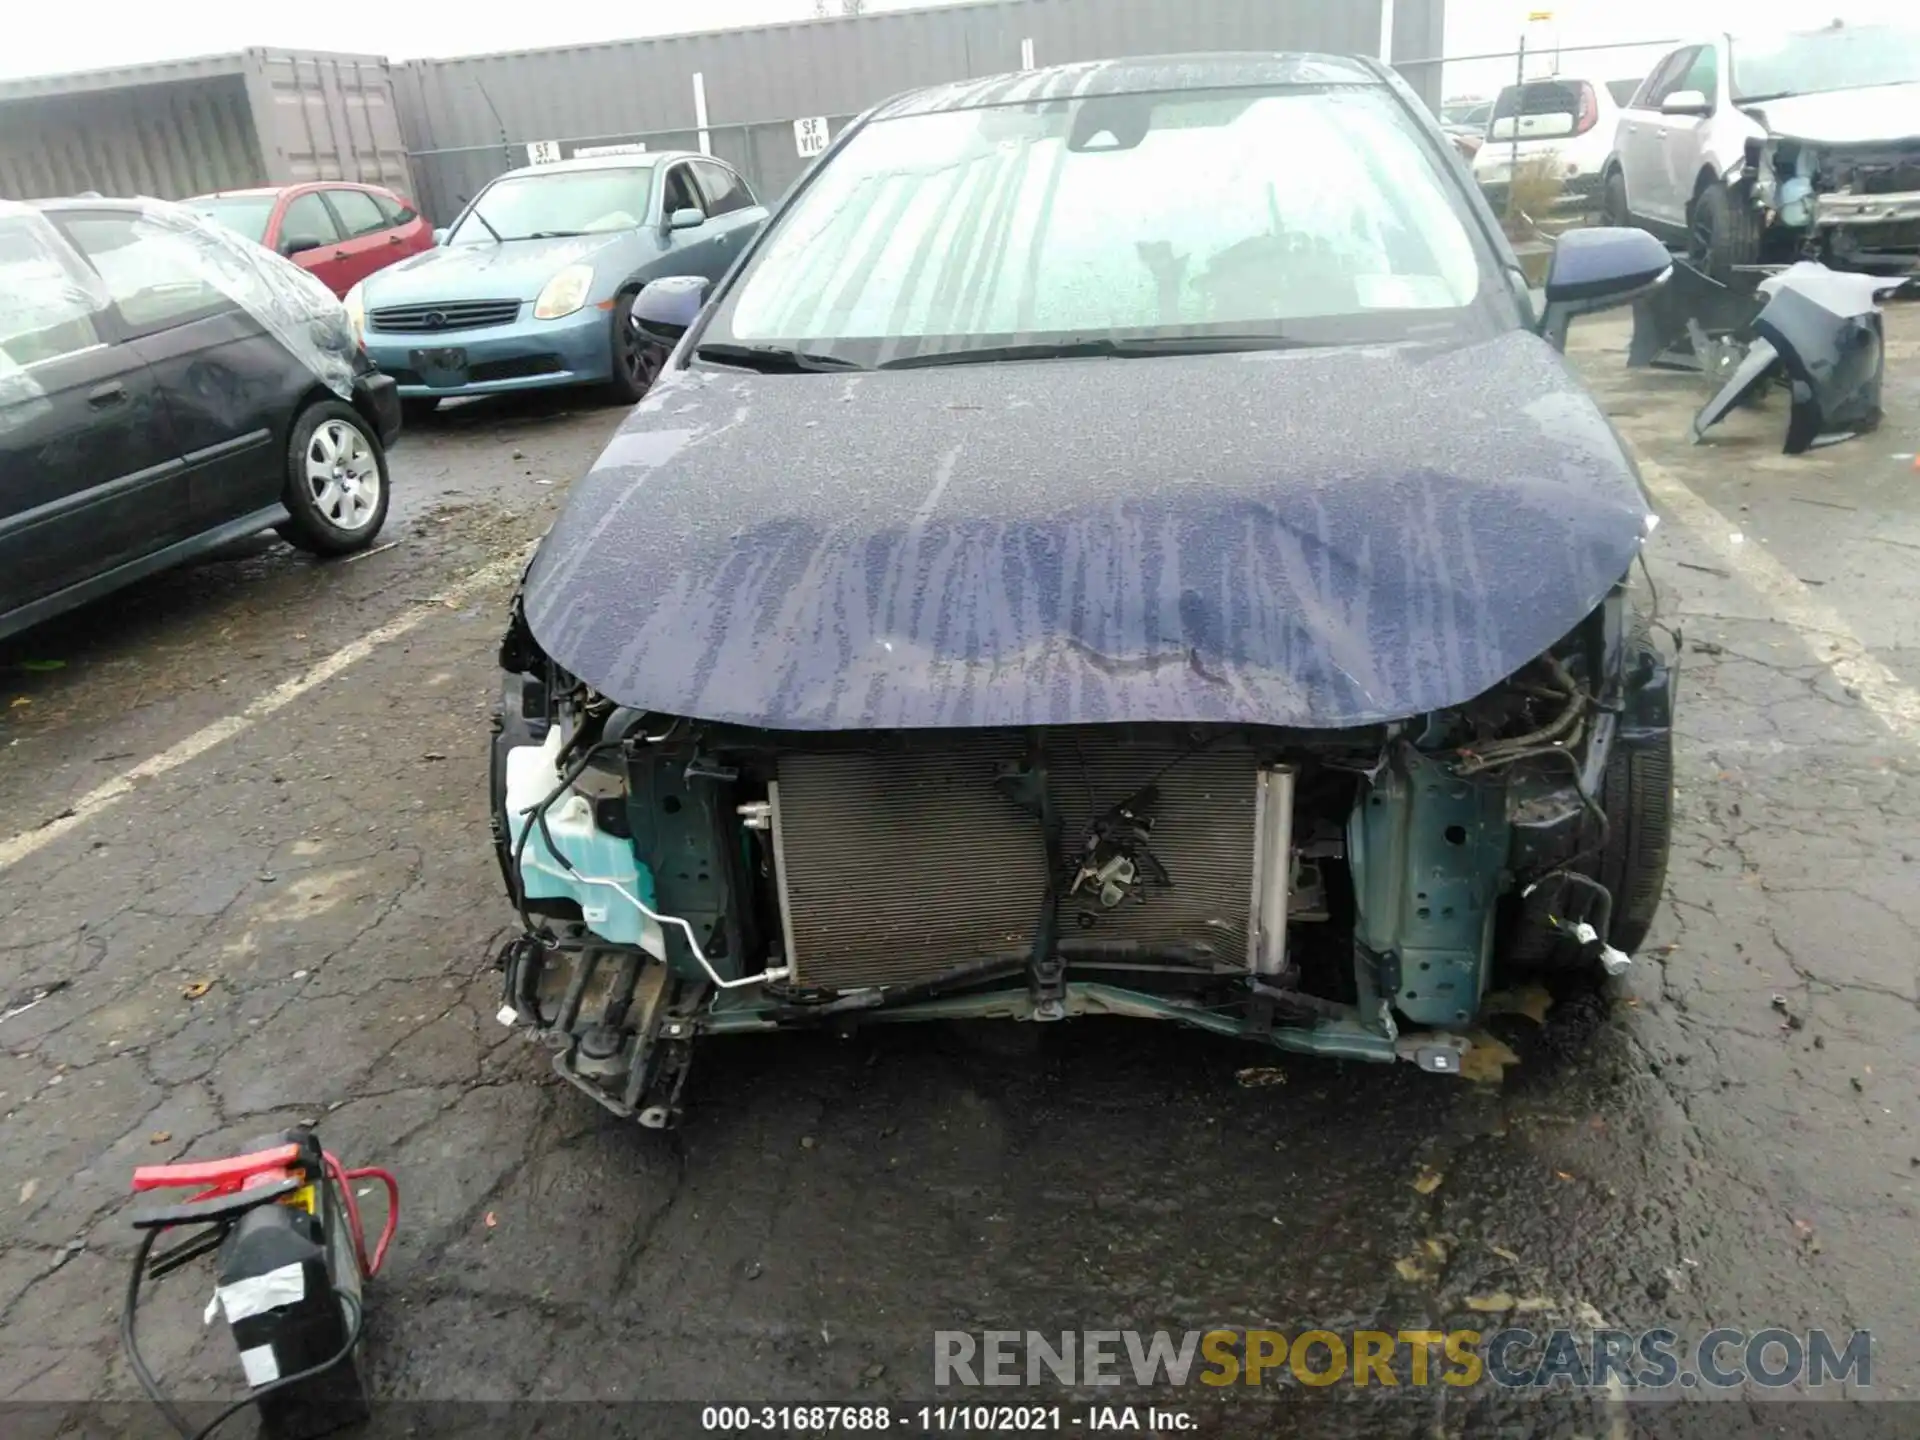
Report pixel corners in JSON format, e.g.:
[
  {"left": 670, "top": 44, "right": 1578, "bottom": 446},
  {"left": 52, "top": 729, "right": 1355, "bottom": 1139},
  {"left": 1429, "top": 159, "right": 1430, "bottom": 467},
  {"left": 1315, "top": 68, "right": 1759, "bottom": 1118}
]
[
  {"left": 253, "top": 54, "right": 415, "bottom": 192},
  {"left": 394, "top": 0, "right": 1441, "bottom": 224},
  {"left": 0, "top": 77, "right": 264, "bottom": 200},
  {"left": 0, "top": 50, "right": 414, "bottom": 203}
]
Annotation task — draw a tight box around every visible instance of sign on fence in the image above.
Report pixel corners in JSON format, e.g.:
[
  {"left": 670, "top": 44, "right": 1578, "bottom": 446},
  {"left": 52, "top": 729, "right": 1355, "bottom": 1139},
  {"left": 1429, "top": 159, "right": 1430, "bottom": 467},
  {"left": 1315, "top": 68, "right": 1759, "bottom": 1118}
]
[{"left": 793, "top": 117, "right": 830, "bottom": 157}]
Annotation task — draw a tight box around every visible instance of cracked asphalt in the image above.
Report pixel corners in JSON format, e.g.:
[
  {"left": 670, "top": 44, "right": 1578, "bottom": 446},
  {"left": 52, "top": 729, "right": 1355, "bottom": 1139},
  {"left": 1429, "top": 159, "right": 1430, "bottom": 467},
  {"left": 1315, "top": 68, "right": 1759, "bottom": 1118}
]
[{"left": 1, "top": 316, "right": 1916, "bottom": 1438}]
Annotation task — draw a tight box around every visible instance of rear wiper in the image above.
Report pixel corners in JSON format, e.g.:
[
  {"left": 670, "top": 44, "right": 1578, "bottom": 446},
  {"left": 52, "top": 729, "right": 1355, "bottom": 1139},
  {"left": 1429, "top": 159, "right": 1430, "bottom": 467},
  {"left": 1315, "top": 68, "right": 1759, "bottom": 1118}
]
[
  {"left": 877, "top": 335, "right": 1322, "bottom": 369},
  {"left": 694, "top": 342, "right": 864, "bottom": 373}
]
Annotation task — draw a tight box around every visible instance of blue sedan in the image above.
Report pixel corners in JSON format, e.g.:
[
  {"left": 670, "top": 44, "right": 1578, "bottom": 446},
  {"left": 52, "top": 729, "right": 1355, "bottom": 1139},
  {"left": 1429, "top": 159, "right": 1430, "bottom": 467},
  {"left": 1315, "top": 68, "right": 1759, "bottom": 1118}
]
[{"left": 348, "top": 152, "right": 766, "bottom": 413}]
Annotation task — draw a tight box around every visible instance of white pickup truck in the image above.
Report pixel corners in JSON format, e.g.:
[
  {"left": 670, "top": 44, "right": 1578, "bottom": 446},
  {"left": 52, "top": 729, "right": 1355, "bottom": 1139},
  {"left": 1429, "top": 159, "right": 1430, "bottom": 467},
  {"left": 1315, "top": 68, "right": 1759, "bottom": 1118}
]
[{"left": 1600, "top": 23, "right": 1920, "bottom": 280}]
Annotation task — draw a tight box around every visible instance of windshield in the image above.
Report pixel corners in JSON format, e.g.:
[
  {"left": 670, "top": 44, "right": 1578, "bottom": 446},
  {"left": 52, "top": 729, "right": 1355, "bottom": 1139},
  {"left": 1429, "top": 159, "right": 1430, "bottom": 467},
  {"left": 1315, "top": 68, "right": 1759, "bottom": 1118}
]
[
  {"left": 1731, "top": 24, "right": 1920, "bottom": 100},
  {"left": 705, "top": 84, "right": 1501, "bottom": 368},
  {"left": 450, "top": 166, "right": 656, "bottom": 243},
  {"left": 188, "top": 195, "right": 278, "bottom": 244}
]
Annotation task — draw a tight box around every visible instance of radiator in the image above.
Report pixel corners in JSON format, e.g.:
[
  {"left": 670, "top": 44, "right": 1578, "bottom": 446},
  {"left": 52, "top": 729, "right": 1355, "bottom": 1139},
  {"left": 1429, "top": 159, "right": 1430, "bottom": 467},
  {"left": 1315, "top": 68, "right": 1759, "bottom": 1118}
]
[{"left": 770, "top": 733, "right": 1262, "bottom": 991}]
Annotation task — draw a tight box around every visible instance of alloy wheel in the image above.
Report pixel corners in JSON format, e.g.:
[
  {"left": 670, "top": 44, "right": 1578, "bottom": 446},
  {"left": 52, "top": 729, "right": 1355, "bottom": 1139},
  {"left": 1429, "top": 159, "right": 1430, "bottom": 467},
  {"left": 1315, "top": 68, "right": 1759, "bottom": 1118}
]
[{"left": 304, "top": 419, "right": 381, "bottom": 531}]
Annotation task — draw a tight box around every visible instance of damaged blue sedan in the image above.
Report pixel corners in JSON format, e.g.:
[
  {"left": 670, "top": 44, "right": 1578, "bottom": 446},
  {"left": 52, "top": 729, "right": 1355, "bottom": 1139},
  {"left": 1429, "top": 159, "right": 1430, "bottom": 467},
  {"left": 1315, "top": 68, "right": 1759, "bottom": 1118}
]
[{"left": 488, "top": 53, "right": 1678, "bottom": 1126}]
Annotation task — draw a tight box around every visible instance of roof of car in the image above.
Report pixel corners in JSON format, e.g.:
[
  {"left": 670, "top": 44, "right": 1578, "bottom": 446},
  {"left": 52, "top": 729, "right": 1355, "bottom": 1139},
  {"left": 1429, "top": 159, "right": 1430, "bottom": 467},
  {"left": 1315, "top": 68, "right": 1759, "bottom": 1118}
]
[
  {"left": 28, "top": 195, "right": 151, "bottom": 213},
  {"left": 869, "top": 51, "right": 1383, "bottom": 122},
  {"left": 493, "top": 149, "right": 698, "bottom": 182}
]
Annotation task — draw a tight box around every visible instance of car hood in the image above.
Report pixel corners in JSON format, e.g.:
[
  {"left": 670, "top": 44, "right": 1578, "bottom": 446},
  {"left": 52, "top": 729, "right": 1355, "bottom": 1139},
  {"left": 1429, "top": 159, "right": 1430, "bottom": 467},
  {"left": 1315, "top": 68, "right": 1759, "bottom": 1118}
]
[
  {"left": 364, "top": 233, "right": 620, "bottom": 304},
  {"left": 522, "top": 331, "right": 1654, "bottom": 732},
  {"left": 1747, "top": 82, "right": 1920, "bottom": 146}
]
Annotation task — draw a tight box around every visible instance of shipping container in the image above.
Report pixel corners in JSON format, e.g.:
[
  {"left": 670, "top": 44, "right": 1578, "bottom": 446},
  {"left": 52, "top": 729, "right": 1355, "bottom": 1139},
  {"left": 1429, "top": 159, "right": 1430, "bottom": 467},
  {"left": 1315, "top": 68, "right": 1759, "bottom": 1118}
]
[
  {"left": 0, "top": 48, "right": 415, "bottom": 204},
  {"left": 392, "top": 0, "right": 1443, "bottom": 224}
]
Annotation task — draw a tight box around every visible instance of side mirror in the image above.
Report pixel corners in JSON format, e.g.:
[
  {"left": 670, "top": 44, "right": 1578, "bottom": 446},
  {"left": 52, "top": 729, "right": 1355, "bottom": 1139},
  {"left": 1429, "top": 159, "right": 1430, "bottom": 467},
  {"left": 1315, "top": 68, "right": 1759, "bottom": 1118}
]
[
  {"left": 1538, "top": 227, "right": 1673, "bottom": 350},
  {"left": 633, "top": 275, "right": 710, "bottom": 344},
  {"left": 280, "top": 235, "right": 323, "bottom": 257},
  {"left": 431, "top": 227, "right": 449, "bottom": 246},
  {"left": 667, "top": 206, "right": 706, "bottom": 232},
  {"left": 1661, "top": 89, "right": 1712, "bottom": 117}
]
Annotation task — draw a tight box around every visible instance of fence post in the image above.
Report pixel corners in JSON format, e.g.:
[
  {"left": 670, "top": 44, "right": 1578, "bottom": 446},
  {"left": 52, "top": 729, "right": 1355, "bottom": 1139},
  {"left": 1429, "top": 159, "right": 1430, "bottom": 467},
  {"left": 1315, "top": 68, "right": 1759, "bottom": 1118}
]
[{"left": 1506, "top": 35, "right": 1525, "bottom": 230}]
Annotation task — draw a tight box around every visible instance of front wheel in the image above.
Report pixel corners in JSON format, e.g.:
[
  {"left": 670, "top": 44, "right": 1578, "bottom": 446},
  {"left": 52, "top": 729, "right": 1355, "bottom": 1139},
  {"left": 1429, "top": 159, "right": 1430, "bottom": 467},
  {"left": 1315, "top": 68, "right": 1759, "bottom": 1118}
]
[
  {"left": 603, "top": 293, "right": 663, "bottom": 404},
  {"left": 1500, "top": 619, "right": 1673, "bottom": 975},
  {"left": 1689, "top": 183, "right": 1762, "bottom": 284},
  {"left": 1601, "top": 169, "right": 1632, "bottom": 228},
  {"left": 276, "top": 401, "right": 391, "bottom": 556}
]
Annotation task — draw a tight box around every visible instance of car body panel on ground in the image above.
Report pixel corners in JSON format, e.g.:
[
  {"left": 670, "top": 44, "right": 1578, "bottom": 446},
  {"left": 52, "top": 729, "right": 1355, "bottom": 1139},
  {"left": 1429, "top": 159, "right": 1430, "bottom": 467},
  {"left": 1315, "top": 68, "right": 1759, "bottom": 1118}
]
[
  {"left": 188, "top": 182, "right": 434, "bottom": 296},
  {"left": 354, "top": 152, "right": 767, "bottom": 401},
  {"left": 0, "top": 197, "right": 396, "bottom": 642}
]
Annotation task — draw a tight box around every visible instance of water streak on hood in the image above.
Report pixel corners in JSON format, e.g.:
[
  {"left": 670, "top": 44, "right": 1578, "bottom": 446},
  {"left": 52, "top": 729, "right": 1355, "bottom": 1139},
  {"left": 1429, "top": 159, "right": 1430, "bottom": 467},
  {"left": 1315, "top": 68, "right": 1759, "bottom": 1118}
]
[{"left": 523, "top": 332, "right": 1652, "bottom": 731}]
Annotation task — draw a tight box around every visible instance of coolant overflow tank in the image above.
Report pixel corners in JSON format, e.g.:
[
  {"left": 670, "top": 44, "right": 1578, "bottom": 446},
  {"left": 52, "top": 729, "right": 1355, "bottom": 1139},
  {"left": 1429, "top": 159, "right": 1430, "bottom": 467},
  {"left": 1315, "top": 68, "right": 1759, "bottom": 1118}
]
[{"left": 504, "top": 728, "right": 664, "bottom": 953}]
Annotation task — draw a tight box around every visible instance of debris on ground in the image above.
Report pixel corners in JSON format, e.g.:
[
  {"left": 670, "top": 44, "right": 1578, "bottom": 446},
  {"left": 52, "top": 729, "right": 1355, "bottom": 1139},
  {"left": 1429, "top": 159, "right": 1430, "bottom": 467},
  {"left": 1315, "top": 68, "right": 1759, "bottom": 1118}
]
[
  {"left": 1236, "top": 1066, "right": 1289, "bottom": 1088},
  {"left": 1482, "top": 985, "right": 1554, "bottom": 1025},
  {"left": 1413, "top": 1166, "right": 1444, "bottom": 1196},
  {"left": 1456, "top": 1032, "right": 1522, "bottom": 1084},
  {"left": 1395, "top": 1254, "right": 1434, "bottom": 1283},
  {"left": 181, "top": 979, "right": 213, "bottom": 1000},
  {"left": 1, "top": 980, "right": 70, "bottom": 1024},
  {"left": 1465, "top": 1291, "right": 1556, "bottom": 1313},
  {"left": 1692, "top": 263, "right": 1905, "bottom": 453}
]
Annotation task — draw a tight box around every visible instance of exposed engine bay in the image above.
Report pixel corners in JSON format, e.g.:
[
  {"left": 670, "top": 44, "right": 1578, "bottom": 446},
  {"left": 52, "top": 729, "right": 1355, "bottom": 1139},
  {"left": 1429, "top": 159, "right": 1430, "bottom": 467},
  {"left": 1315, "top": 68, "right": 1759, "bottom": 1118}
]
[
  {"left": 489, "top": 586, "right": 1673, "bottom": 1127},
  {"left": 1742, "top": 133, "right": 1920, "bottom": 271}
]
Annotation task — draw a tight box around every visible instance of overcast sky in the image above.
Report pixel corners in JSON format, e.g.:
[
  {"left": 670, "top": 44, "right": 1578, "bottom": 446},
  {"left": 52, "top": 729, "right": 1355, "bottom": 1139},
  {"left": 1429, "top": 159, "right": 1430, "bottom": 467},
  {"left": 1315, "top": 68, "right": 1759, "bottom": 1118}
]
[{"left": 4, "top": 0, "right": 1910, "bottom": 92}]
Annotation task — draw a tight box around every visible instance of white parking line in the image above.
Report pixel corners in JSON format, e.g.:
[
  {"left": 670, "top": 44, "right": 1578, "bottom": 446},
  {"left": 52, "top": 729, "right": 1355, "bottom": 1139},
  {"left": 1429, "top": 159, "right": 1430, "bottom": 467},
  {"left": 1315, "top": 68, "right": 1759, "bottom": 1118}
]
[
  {"left": 1637, "top": 456, "right": 1920, "bottom": 747},
  {"left": 0, "top": 549, "right": 530, "bottom": 873}
]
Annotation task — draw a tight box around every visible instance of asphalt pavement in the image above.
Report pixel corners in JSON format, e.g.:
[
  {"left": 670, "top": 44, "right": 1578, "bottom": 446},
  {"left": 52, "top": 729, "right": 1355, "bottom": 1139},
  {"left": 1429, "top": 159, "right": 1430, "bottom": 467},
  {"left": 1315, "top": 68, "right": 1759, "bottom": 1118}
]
[{"left": 0, "top": 320, "right": 1916, "bottom": 1439}]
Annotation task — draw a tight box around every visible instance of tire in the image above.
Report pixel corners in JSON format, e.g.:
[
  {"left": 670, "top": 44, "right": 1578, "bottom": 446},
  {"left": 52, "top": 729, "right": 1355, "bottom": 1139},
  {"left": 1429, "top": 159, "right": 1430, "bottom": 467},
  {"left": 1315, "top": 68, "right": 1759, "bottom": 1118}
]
[
  {"left": 603, "top": 292, "right": 662, "bottom": 405},
  {"left": 275, "top": 400, "right": 391, "bottom": 557},
  {"left": 1688, "top": 182, "right": 1762, "bottom": 284},
  {"left": 1501, "top": 618, "right": 1673, "bottom": 973},
  {"left": 1601, "top": 168, "right": 1632, "bottom": 228},
  {"left": 1591, "top": 697, "right": 1673, "bottom": 957},
  {"left": 400, "top": 396, "right": 440, "bottom": 425}
]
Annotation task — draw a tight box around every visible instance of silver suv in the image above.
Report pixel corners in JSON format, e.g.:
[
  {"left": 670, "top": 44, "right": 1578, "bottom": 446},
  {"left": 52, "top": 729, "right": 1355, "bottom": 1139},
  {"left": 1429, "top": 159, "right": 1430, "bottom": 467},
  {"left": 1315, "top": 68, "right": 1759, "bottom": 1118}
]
[{"left": 1602, "top": 23, "right": 1920, "bottom": 279}]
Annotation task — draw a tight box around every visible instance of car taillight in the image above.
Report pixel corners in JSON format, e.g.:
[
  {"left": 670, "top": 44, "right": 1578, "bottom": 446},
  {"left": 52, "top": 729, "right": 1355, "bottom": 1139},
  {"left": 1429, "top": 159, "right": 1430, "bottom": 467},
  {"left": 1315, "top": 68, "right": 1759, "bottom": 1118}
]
[{"left": 1572, "top": 82, "right": 1598, "bottom": 136}]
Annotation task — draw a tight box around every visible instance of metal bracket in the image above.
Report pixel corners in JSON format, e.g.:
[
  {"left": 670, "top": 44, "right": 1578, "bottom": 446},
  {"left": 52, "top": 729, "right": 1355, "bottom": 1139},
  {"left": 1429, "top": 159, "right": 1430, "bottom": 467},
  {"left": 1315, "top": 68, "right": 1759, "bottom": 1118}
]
[{"left": 1396, "top": 1033, "right": 1471, "bottom": 1075}]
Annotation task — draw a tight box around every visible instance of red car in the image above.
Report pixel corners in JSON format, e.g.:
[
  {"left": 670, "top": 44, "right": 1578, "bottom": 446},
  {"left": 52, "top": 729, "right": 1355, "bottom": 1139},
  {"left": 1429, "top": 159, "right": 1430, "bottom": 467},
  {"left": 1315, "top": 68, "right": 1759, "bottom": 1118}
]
[{"left": 187, "top": 182, "right": 434, "bottom": 297}]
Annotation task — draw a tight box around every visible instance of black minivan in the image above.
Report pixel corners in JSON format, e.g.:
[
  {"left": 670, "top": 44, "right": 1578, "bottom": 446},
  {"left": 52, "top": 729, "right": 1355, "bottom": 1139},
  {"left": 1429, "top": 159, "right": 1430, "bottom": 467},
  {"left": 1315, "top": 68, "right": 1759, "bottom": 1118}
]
[{"left": 0, "top": 196, "right": 402, "bottom": 643}]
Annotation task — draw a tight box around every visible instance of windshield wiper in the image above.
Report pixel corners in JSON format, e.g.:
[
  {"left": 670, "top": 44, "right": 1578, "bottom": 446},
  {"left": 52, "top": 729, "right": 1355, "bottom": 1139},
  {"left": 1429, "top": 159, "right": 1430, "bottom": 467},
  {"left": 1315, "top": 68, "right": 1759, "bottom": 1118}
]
[
  {"left": 876, "top": 335, "right": 1323, "bottom": 369},
  {"left": 1735, "top": 90, "right": 1799, "bottom": 104},
  {"left": 526, "top": 229, "right": 589, "bottom": 239},
  {"left": 464, "top": 209, "right": 505, "bottom": 245},
  {"left": 694, "top": 342, "right": 864, "bottom": 373}
]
